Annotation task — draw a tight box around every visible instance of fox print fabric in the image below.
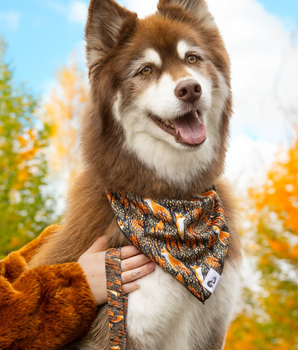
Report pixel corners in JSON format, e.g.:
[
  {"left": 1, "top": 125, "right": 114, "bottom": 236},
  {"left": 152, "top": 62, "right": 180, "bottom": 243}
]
[{"left": 106, "top": 189, "right": 230, "bottom": 303}]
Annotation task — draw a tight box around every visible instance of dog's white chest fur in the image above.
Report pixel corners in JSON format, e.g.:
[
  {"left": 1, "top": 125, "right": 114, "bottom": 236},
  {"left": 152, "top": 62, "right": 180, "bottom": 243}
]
[{"left": 127, "top": 261, "right": 241, "bottom": 350}]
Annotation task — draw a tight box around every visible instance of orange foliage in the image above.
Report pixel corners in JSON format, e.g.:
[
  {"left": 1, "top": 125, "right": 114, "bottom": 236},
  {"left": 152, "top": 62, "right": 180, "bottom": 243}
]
[
  {"left": 11, "top": 129, "right": 44, "bottom": 190},
  {"left": 225, "top": 129, "right": 298, "bottom": 349},
  {"left": 44, "top": 55, "right": 88, "bottom": 182},
  {"left": 250, "top": 130, "right": 298, "bottom": 232},
  {"left": 248, "top": 130, "right": 298, "bottom": 261}
]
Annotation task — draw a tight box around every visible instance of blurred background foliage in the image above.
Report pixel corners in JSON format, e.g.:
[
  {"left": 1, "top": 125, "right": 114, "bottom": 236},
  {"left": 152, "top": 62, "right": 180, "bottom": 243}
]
[
  {"left": 0, "top": 32, "right": 297, "bottom": 349},
  {"left": 44, "top": 56, "right": 87, "bottom": 182},
  {"left": 226, "top": 131, "right": 298, "bottom": 349},
  {"left": 0, "top": 40, "right": 56, "bottom": 256}
]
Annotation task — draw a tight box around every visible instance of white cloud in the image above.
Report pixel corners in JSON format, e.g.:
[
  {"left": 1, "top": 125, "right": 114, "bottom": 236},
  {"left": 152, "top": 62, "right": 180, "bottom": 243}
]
[
  {"left": 125, "top": 0, "right": 158, "bottom": 18},
  {"left": 45, "top": 0, "right": 88, "bottom": 25},
  {"left": 225, "top": 135, "right": 279, "bottom": 190},
  {"left": 0, "top": 11, "right": 21, "bottom": 31},
  {"left": 207, "top": 0, "right": 298, "bottom": 142},
  {"left": 69, "top": 1, "right": 88, "bottom": 25},
  {"left": 206, "top": 0, "right": 298, "bottom": 184},
  {"left": 124, "top": 0, "right": 298, "bottom": 187}
]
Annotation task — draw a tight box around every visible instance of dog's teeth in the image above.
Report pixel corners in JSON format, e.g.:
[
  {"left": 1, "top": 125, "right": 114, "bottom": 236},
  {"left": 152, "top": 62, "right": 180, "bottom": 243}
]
[{"left": 165, "top": 120, "right": 171, "bottom": 126}]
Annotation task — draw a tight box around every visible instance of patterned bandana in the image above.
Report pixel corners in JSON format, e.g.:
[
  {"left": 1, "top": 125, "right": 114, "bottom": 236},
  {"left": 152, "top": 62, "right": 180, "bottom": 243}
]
[{"left": 105, "top": 188, "right": 230, "bottom": 350}]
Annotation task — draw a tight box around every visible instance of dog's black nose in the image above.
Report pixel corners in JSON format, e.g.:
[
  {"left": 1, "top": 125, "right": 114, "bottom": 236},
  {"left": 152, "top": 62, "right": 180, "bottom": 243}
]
[{"left": 175, "top": 79, "right": 202, "bottom": 104}]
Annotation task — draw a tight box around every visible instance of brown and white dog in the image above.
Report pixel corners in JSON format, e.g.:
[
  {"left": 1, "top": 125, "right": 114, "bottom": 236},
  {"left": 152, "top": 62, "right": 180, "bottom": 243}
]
[{"left": 31, "top": 0, "right": 242, "bottom": 349}]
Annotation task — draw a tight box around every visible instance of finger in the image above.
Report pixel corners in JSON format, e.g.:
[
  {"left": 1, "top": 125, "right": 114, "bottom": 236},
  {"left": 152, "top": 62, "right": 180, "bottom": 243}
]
[
  {"left": 122, "top": 262, "right": 156, "bottom": 284},
  {"left": 121, "top": 254, "right": 151, "bottom": 272},
  {"left": 120, "top": 245, "right": 141, "bottom": 260},
  {"left": 86, "top": 236, "right": 109, "bottom": 254},
  {"left": 122, "top": 281, "right": 140, "bottom": 295}
]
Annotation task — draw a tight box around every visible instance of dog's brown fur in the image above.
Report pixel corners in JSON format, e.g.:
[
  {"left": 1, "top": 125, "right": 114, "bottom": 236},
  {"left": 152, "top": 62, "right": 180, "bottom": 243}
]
[{"left": 30, "top": 0, "right": 241, "bottom": 349}]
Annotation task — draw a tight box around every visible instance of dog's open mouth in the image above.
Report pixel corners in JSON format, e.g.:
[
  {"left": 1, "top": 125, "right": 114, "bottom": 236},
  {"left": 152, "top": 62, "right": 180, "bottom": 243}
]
[{"left": 151, "top": 110, "right": 206, "bottom": 146}]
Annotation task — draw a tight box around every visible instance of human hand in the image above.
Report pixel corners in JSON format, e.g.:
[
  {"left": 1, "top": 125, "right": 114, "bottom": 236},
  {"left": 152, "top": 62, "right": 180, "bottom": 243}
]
[{"left": 78, "top": 236, "right": 156, "bottom": 305}]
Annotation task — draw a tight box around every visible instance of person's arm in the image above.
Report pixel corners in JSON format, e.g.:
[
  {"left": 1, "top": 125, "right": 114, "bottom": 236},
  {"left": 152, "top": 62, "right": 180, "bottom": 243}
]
[
  {"left": 0, "top": 226, "right": 97, "bottom": 350},
  {"left": 0, "top": 226, "right": 156, "bottom": 350}
]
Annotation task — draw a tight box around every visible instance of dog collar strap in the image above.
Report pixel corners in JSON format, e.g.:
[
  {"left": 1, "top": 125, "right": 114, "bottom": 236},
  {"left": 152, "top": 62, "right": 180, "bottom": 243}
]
[
  {"left": 106, "top": 188, "right": 230, "bottom": 302},
  {"left": 105, "top": 248, "right": 128, "bottom": 350}
]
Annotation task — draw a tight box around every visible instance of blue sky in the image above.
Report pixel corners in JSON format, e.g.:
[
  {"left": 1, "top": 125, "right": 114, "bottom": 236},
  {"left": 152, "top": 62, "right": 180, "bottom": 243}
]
[
  {"left": 259, "top": 0, "right": 297, "bottom": 19},
  {"left": 0, "top": 0, "right": 297, "bottom": 97},
  {"left": 0, "top": 0, "right": 89, "bottom": 96}
]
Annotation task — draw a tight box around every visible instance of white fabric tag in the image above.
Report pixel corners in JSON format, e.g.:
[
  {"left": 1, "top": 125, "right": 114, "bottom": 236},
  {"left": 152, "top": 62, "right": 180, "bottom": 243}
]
[{"left": 203, "top": 268, "right": 221, "bottom": 293}]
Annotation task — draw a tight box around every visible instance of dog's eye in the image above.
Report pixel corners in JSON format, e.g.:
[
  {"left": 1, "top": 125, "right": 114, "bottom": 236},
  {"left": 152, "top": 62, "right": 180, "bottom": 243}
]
[
  {"left": 141, "top": 67, "right": 153, "bottom": 75},
  {"left": 187, "top": 56, "right": 197, "bottom": 64}
]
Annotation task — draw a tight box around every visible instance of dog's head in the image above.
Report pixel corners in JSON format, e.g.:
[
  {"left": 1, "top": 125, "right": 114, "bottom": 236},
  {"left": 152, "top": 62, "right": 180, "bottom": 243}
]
[{"left": 83, "top": 0, "right": 232, "bottom": 193}]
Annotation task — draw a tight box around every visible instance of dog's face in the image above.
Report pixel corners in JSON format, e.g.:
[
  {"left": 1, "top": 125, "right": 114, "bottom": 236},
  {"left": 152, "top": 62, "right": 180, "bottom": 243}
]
[{"left": 85, "top": 0, "right": 232, "bottom": 188}]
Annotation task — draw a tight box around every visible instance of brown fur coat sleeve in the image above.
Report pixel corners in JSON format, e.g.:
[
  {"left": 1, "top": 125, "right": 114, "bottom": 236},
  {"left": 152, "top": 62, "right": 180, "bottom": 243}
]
[{"left": 0, "top": 226, "right": 97, "bottom": 350}]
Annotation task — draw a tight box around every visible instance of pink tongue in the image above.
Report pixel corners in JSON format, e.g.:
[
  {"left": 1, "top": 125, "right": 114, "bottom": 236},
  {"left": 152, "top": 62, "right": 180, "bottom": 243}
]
[{"left": 172, "top": 111, "right": 206, "bottom": 145}]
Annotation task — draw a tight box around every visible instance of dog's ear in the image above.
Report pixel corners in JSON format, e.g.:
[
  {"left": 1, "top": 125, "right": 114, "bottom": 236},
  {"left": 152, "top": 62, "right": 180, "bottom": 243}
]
[
  {"left": 85, "top": 0, "right": 137, "bottom": 67},
  {"left": 158, "top": 0, "right": 215, "bottom": 27}
]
